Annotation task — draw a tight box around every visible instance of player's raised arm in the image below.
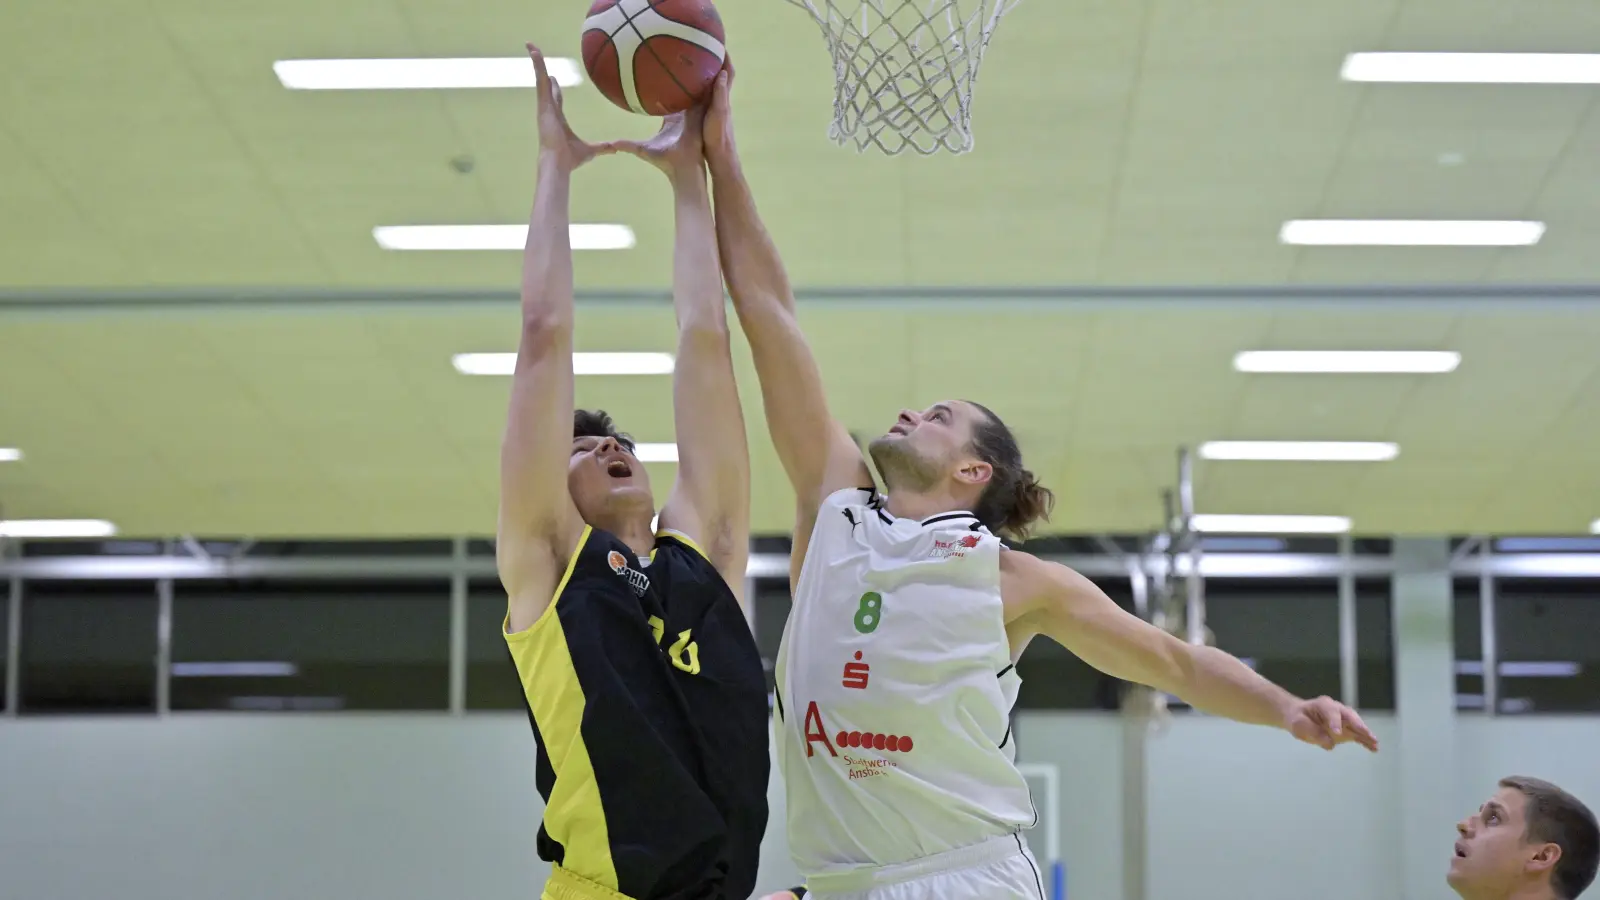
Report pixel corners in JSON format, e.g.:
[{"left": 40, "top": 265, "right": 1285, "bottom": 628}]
[
  {"left": 614, "top": 108, "right": 751, "bottom": 597},
  {"left": 499, "top": 45, "right": 611, "bottom": 632},
  {"left": 1002, "top": 551, "right": 1380, "bottom": 753},
  {"left": 702, "top": 71, "right": 871, "bottom": 571}
]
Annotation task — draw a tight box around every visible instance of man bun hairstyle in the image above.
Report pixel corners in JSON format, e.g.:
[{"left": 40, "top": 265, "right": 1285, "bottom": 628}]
[
  {"left": 964, "top": 401, "right": 1055, "bottom": 540},
  {"left": 573, "top": 409, "right": 635, "bottom": 453},
  {"left": 1500, "top": 775, "right": 1599, "bottom": 900}
]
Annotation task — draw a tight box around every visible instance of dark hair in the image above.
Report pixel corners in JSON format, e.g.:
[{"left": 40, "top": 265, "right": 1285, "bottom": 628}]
[
  {"left": 1501, "top": 776, "right": 1599, "bottom": 900},
  {"left": 573, "top": 409, "right": 635, "bottom": 453},
  {"left": 963, "top": 401, "right": 1055, "bottom": 540}
]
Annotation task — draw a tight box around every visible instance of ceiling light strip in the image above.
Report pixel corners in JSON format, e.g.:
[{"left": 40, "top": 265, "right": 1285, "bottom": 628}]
[
  {"left": 1342, "top": 52, "right": 1600, "bottom": 84},
  {"left": 0, "top": 519, "right": 119, "bottom": 538},
  {"left": 1233, "top": 350, "right": 1461, "bottom": 374},
  {"left": 1199, "top": 441, "right": 1399, "bottom": 462},
  {"left": 1280, "top": 220, "right": 1544, "bottom": 247},
  {"left": 274, "top": 57, "right": 583, "bottom": 90},
  {"left": 374, "top": 224, "right": 635, "bottom": 251},
  {"left": 1189, "top": 514, "right": 1352, "bottom": 534},
  {"left": 452, "top": 352, "right": 675, "bottom": 376}
]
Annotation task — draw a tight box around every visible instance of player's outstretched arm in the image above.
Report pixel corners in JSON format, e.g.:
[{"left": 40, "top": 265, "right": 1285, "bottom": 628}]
[
  {"left": 702, "top": 69, "right": 870, "bottom": 583},
  {"left": 499, "top": 44, "right": 611, "bottom": 633},
  {"left": 614, "top": 108, "right": 750, "bottom": 597},
  {"left": 1002, "top": 551, "right": 1380, "bottom": 753}
]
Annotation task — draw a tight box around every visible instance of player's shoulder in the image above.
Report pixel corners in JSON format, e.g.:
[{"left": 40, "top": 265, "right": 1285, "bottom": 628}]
[
  {"left": 820, "top": 484, "right": 879, "bottom": 511},
  {"left": 999, "top": 549, "right": 1080, "bottom": 604}
]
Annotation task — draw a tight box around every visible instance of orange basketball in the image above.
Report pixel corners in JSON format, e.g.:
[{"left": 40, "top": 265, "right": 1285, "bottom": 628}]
[{"left": 582, "top": 0, "right": 728, "bottom": 116}]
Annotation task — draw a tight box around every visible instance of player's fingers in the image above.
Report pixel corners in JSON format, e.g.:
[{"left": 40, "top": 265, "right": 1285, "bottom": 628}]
[
  {"left": 528, "top": 44, "right": 553, "bottom": 100},
  {"left": 1345, "top": 711, "right": 1379, "bottom": 750}
]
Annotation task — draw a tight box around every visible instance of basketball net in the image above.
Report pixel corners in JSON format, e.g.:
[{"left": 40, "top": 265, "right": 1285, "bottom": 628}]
[{"left": 780, "top": 0, "right": 1021, "bottom": 155}]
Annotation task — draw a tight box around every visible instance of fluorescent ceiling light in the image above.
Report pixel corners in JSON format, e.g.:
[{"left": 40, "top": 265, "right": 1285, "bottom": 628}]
[
  {"left": 1457, "top": 660, "right": 1581, "bottom": 678},
  {"left": 632, "top": 443, "right": 678, "bottom": 463},
  {"left": 1190, "top": 514, "right": 1351, "bottom": 534},
  {"left": 1342, "top": 52, "right": 1600, "bottom": 84},
  {"left": 0, "top": 519, "right": 118, "bottom": 538},
  {"left": 1234, "top": 350, "right": 1461, "bottom": 374},
  {"left": 274, "top": 57, "right": 582, "bottom": 90},
  {"left": 452, "top": 352, "right": 674, "bottom": 376},
  {"left": 0, "top": 448, "right": 20, "bottom": 462},
  {"left": 1280, "top": 219, "right": 1544, "bottom": 246},
  {"left": 172, "top": 662, "right": 300, "bottom": 678},
  {"left": 1591, "top": 519, "right": 1600, "bottom": 535},
  {"left": 1199, "top": 441, "right": 1399, "bottom": 462},
  {"left": 373, "top": 224, "right": 634, "bottom": 251}
]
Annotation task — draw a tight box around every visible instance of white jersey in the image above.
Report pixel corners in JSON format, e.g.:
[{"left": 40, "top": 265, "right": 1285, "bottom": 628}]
[{"left": 774, "top": 487, "right": 1036, "bottom": 879}]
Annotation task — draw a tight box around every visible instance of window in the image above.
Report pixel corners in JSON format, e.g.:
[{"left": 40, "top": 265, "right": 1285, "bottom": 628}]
[
  {"left": 1454, "top": 578, "right": 1484, "bottom": 712},
  {"left": 1199, "top": 579, "right": 1341, "bottom": 705},
  {"left": 19, "top": 581, "right": 158, "bottom": 714},
  {"left": 1491, "top": 579, "right": 1600, "bottom": 714},
  {"left": 1, "top": 580, "right": 13, "bottom": 713},
  {"left": 466, "top": 579, "right": 524, "bottom": 711},
  {"left": 1016, "top": 578, "right": 1132, "bottom": 711},
  {"left": 752, "top": 577, "right": 791, "bottom": 693},
  {"left": 171, "top": 580, "right": 450, "bottom": 712},
  {"left": 1354, "top": 579, "right": 1395, "bottom": 711}
]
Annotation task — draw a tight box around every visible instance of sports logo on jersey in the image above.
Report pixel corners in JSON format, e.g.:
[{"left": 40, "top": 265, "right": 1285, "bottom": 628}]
[
  {"left": 802, "top": 701, "right": 914, "bottom": 763},
  {"left": 607, "top": 549, "right": 650, "bottom": 597},
  {"left": 841, "top": 651, "right": 870, "bottom": 690},
  {"left": 931, "top": 533, "right": 981, "bottom": 559}
]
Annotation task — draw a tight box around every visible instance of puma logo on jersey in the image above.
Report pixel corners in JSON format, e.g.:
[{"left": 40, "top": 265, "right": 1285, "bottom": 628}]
[
  {"left": 607, "top": 550, "right": 650, "bottom": 597},
  {"left": 842, "top": 652, "right": 870, "bottom": 690},
  {"left": 931, "top": 534, "right": 981, "bottom": 559}
]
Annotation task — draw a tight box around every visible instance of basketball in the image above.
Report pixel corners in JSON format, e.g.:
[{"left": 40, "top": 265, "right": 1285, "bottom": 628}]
[{"left": 582, "top": 0, "right": 727, "bottom": 117}]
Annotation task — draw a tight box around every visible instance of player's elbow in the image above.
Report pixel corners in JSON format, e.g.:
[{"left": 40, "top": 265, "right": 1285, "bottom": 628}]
[
  {"left": 677, "top": 313, "right": 732, "bottom": 348},
  {"left": 519, "top": 307, "right": 573, "bottom": 348}
]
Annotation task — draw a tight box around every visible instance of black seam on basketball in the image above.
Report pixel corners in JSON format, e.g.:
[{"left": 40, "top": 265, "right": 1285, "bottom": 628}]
[
  {"left": 588, "top": 32, "right": 622, "bottom": 106},
  {"left": 620, "top": 19, "right": 699, "bottom": 107}
]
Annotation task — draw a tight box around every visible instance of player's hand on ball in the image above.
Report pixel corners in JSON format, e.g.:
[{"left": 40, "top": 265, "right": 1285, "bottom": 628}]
[
  {"left": 702, "top": 64, "right": 736, "bottom": 170},
  {"left": 1284, "top": 695, "right": 1379, "bottom": 753},
  {"left": 612, "top": 105, "right": 706, "bottom": 180},
  {"left": 528, "top": 42, "right": 611, "bottom": 171}
]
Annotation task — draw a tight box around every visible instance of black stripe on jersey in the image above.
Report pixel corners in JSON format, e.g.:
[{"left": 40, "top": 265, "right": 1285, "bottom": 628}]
[
  {"left": 774, "top": 687, "right": 785, "bottom": 721},
  {"left": 997, "top": 663, "right": 1015, "bottom": 678},
  {"left": 1014, "top": 832, "right": 1047, "bottom": 900},
  {"left": 998, "top": 724, "right": 1013, "bottom": 750},
  {"left": 921, "top": 511, "right": 978, "bottom": 527}
]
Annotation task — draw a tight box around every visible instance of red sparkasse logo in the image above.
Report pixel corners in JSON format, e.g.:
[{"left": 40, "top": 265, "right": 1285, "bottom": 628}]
[{"left": 842, "top": 651, "right": 870, "bottom": 690}]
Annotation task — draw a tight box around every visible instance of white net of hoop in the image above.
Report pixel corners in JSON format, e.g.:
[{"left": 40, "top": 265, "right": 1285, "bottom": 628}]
[{"left": 781, "top": 0, "right": 1021, "bottom": 155}]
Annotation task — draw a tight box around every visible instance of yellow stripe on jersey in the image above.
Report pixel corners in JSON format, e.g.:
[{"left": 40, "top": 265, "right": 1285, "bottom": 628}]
[
  {"left": 504, "top": 526, "right": 619, "bottom": 892},
  {"left": 656, "top": 528, "right": 710, "bottom": 563}
]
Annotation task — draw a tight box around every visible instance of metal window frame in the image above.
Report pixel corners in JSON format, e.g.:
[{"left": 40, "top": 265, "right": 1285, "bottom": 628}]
[{"left": 3, "top": 540, "right": 1598, "bottom": 719}]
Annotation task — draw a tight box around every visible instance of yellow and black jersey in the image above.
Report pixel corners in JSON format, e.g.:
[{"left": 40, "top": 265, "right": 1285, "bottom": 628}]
[{"left": 506, "top": 524, "right": 770, "bottom": 900}]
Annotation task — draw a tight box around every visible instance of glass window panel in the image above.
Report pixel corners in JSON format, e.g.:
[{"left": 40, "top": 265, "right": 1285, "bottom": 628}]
[
  {"left": 1198, "top": 579, "right": 1340, "bottom": 705},
  {"left": 1016, "top": 578, "right": 1131, "bottom": 711},
  {"left": 466, "top": 579, "right": 524, "bottom": 711},
  {"left": 753, "top": 577, "right": 790, "bottom": 693},
  {"left": 1492, "top": 579, "right": 1600, "bottom": 714},
  {"left": 1, "top": 581, "right": 12, "bottom": 713},
  {"left": 171, "top": 580, "right": 450, "bottom": 712},
  {"left": 1355, "top": 579, "right": 1395, "bottom": 711},
  {"left": 1454, "top": 578, "right": 1484, "bottom": 712},
  {"left": 20, "top": 580, "right": 158, "bottom": 714}
]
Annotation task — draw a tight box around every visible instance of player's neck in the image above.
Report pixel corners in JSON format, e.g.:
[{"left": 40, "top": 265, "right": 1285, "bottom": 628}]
[
  {"left": 882, "top": 487, "right": 973, "bottom": 524},
  {"left": 1458, "top": 881, "right": 1557, "bottom": 900},
  {"left": 594, "top": 515, "right": 656, "bottom": 559}
]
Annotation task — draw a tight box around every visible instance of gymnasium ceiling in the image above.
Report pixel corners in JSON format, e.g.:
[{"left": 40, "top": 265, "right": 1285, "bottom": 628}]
[{"left": 2, "top": 0, "right": 1600, "bottom": 538}]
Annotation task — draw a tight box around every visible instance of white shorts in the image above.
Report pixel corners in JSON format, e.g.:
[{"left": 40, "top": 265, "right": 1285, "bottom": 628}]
[{"left": 802, "top": 834, "right": 1047, "bottom": 900}]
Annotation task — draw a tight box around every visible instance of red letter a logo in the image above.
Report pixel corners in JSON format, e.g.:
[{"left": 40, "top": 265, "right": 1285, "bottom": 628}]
[{"left": 803, "top": 701, "right": 838, "bottom": 758}]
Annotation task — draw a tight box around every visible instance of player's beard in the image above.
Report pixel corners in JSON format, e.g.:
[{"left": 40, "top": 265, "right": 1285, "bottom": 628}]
[{"left": 868, "top": 435, "right": 941, "bottom": 495}]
